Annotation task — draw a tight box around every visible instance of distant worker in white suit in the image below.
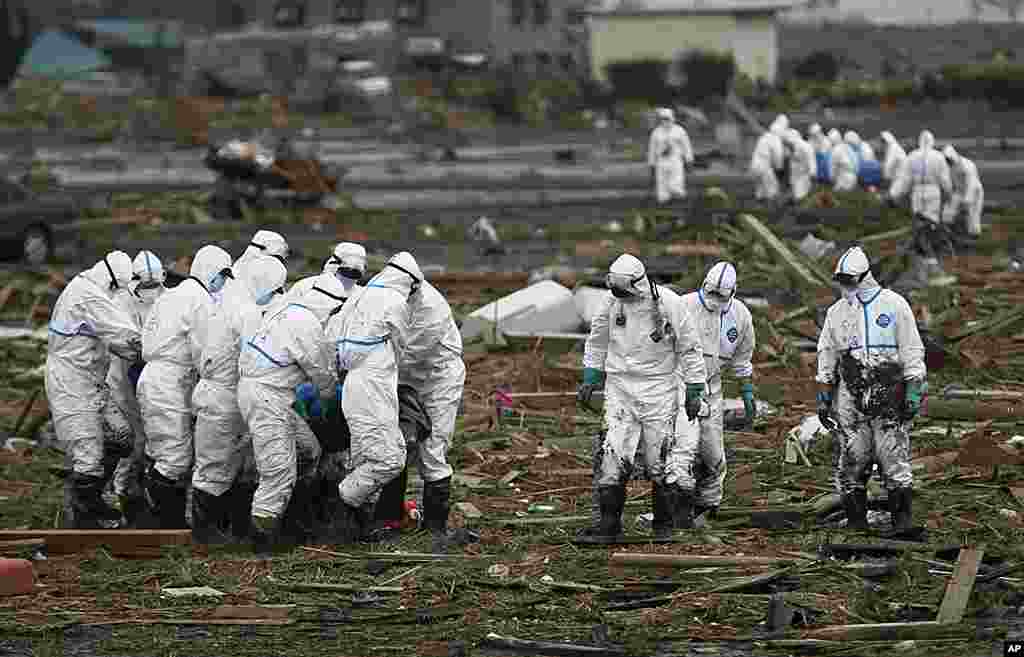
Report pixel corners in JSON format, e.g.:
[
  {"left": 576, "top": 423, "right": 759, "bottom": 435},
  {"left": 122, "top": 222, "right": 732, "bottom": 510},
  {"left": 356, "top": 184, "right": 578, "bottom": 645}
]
[
  {"left": 941, "top": 144, "right": 984, "bottom": 237},
  {"left": 647, "top": 108, "right": 694, "bottom": 203},
  {"left": 749, "top": 116, "right": 786, "bottom": 201},
  {"left": 880, "top": 132, "right": 907, "bottom": 184}
]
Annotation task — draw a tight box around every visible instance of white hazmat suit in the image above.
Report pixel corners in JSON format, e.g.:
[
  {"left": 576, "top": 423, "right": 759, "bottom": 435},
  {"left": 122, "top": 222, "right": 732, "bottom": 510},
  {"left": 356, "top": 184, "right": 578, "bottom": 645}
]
[
  {"left": 108, "top": 251, "right": 166, "bottom": 509},
  {"left": 398, "top": 279, "right": 465, "bottom": 542},
  {"left": 326, "top": 252, "right": 419, "bottom": 537},
  {"left": 581, "top": 254, "right": 705, "bottom": 539},
  {"left": 47, "top": 252, "right": 140, "bottom": 528},
  {"left": 233, "top": 230, "right": 288, "bottom": 295},
  {"left": 138, "top": 245, "right": 232, "bottom": 528},
  {"left": 784, "top": 129, "right": 817, "bottom": 202},
  {"left": 808, "top": 124, "right": 832, "bottom": 154},
  {"left": 941, "top": 145, "right": 984, "bottom": 237},
  {"left": 880, "top": 132, "right": 906, "bottom": 183},
  {"left": 675, "top": 263, "right": 755, "bottom": 515},
  {"left": 817, "top": 247, "right": 926, "bottom": 534},
  {"left": 889, "top": 130, "right": 952, "bottom": 224},
  {"left": 190, "top": 257, "right": 288, "bottom": 543},
  {"left": 237, "top": 276, "right": 343, "bottom": 539},
  {"left": 647, "top": 108, "right": 694, "bottom": 202},
  {"left": 750, "top": 117, "right": 786, "bottom": 200},
  {"left": 830, "top": 131, "right": 861, "bottom": 192}
]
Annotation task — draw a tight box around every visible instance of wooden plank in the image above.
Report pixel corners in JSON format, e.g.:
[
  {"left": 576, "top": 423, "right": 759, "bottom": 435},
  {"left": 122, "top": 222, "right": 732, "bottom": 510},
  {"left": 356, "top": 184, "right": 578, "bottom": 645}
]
[
  {"left": 804, "top": 621, "right": 969, "bottom": 641},
  {"left": 708, "top": 567, "right": 794, "bottom": 594},
  {"left": 737, "top": 214, "right": 827, "bottom": 289},
  {"left": 609, "top": 553, "right": 792, "bottom": 568},
  {"left": 936, "top": 545, "right": 985, "bottom": 624},
  {"left": 0, "top": 530, "right": 191, "bottom": 554}
]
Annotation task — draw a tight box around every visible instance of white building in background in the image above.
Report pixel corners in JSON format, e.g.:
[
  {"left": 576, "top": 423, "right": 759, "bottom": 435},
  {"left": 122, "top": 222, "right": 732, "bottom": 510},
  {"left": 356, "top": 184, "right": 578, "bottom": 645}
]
[{"left": 783, "top": 0, "right": 1017, "bottom": 24}]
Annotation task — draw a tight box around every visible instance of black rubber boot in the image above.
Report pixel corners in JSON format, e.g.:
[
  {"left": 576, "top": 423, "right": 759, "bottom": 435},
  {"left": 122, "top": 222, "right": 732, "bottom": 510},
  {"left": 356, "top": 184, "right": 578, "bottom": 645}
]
[
  {"left": 890, "top": 487, "right": 913, "bottom": 534},
  {"left": 280, "top": 478, "right": 318, "bottom": 545},
  {"left": 843, "top": 489, "right": 869, "bottom": 530},
  {"left": 226, "top": 482, "right": 256, "bottom": 541},
  {"left": 317, "top": 494, "right": 366, "bottom": 545},
  {"left": 694, "top": 504, "right": 719, "bottom": 523},
  {"left": 191, "top": 488, "right": 231, "bottom": 545},
  {"left": 251, "top": 515, "right": 280, "bottom": 557},
  {"left": 672, "top": 487, "right": 695, "bottom": 530},
  {"left": 651, "top": 484, "right": 676, "bottom": 540},
  {"left": 594, "top": 484, "right": 625, "bottom": 543},
  {"left": 69, "top": 473, "right": 123, "bottom": 529},
  {"left": 143, "top": 466, "right": 187, "bottom": 529},
  {"left": 422, "top": 476, "right": 452, "bottom": 553},
  {"left": 367, "top": 468, "right": 409, "bottom": 544}
]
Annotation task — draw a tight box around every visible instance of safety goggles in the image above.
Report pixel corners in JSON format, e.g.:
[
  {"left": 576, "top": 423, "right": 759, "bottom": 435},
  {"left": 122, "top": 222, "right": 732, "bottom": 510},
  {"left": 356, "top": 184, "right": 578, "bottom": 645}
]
[
  {"left": 386, "top": 262, "right": 421, "bottom": 296},
  {"left": 702, "top": 285, "right": 733, "bottom": 303},
  {"left": 833, "top": 271, "right": 865, "bottom": 287},
  {"left": 218, "top": 267, "right": 235, "bottom": 280},
  {"left": 250, "top": 241, "right": 289, "bottom": 264},
  {"left": 606, "top": 272, "right": 643, "bottom": 297}
]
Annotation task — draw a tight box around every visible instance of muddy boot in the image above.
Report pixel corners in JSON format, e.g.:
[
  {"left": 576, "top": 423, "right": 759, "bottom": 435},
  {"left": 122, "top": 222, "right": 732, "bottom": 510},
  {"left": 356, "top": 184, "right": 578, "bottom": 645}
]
[
  {"left": 280, "top": 478, "right": 318, "bottom": 546},
  {"left": 251, "top": 515, "right": 280, "bottom": 557},
  {"left": 143, "top": 467, "right": 187, "bottom": 530},
  {"left": 226, "top": 482, "right": 256, "bottom": 542},
  {"left": 888, "top": 487, "right": 914, "bottom": 535},
  {"left": 588, "top": 485, "right": 625, "bottom": 544},
  {"left": 422, "top": 476, "right": 452, "bottom": 553},
  {"left": 694, "top": 504, "right": 719, "bottom": 523},
  {"left": 69, "top": 473, "right": 123, "bottom": 529},
  {"left": 671, "top": 488, "right": 695, "bottom": 530},
  {"left": 190, "top": 488, "right": 232, "bottom": 545},
  {"left": 842, "top": 490, "right": 869, "bottom": 530},
  {"left": 651, "top": 484, "right": 676, "bottom": 540},
  {"left": 317, "top": 493, "right": 366, "bottom": 545},
  {"left": 368, "top": 468, "right": 408, "bottom": 544}
]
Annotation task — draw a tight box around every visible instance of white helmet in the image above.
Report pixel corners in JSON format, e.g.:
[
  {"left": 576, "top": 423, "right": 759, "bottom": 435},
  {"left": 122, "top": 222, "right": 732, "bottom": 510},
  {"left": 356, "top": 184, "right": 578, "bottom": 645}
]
[{"left": 606, "top": 253, "right": 648, "bottom": 300}]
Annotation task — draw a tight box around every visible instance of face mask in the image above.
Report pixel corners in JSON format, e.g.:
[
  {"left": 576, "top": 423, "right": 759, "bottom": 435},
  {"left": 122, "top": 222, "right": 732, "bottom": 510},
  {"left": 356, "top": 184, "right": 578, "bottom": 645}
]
[
  {"left": 337, "top": 267, "right": 363, "bottom": 282},
  {"left": 610, "top": 287, "right": 634, "bottom": 299},
  {"left": 135, "top": 285, "right": 163, "bottom": 304},
  {"left": 255, "top": 288, "right": 282, "bottom": 306},
  {"left": 209, "top": 273, "right": 227, "bottom": 294}
]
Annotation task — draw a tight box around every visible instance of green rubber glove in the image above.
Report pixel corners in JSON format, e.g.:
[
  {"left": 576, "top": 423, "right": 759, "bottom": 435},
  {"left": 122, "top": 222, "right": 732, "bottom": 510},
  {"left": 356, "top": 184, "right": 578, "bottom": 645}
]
[
  {"left": 292, "top": 398, "right": 311, "bottom": 420},
  {"left": 685, "top": 383, "right": 705, "bottom": 422},
  {"left": 583, "top": 368, "right": 605, "bottom": 386},
  {"left": 902, "top": 378, "right": 927, "bottom": 420},
  {"left": 740, "top": 381, "right": 756, "bottom": 425}
]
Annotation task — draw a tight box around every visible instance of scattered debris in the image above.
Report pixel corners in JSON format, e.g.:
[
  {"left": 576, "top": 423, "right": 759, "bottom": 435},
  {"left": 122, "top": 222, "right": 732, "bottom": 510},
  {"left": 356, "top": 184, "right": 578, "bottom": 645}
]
[
  {"left": 0, "top": 530, "right": 192, "bottom": 555},
  {"left": 160, "top": 586, "right": 225, "bottom": 598},
  {"left": 461, "top": 281, "right": 580, "bottom": 343}
]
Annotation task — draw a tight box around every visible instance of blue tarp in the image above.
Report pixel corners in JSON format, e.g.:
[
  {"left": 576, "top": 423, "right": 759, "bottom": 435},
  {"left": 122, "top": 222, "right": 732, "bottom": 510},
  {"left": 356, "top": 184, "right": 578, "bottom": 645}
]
[
  {"left": 16, "top": 30, "right": 112, "bottom": 79},
  {"left": 78, "top": 19, "right": 184, "bottom": 49},
  {"left": 814, "top": 150, "right": 882, "bottom": 187}
]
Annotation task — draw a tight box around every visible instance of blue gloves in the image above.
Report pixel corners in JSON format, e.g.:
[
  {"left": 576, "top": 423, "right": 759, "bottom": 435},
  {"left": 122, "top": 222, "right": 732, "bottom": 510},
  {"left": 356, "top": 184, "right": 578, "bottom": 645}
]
[
  {"left": 685, "top": 383, "right": 705, "bottom": 421},
  {"left": 127, "top": 361, "right": 145, "bottom": 391},
  {"left": 293, "top": 382, "right": 322, "bottom": 419},
  {"left": 740, "top": 381, "right": 756, "bottom": 426},
  {"left": 577, "top": 368, "right": 605, "bottom": 407}
]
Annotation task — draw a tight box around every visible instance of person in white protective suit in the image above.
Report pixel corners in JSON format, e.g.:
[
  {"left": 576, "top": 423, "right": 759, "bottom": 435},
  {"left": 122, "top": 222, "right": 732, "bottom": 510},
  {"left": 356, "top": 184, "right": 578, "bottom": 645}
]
[
  {"left": 808, "top": 124, "right": 832, "bottom": 154},
  {"left": 647, "top": 108, "right": 694, "bottom": 203},
  {"left": 233, "top": 230, "right": 289, "bottom": 294},
  {"left": 829, "top": 131, "right": 861, "bottom": 192},
  {"left": 237, "top": 274, "right": 345, "bottom": 550},
  {"left": 576, "top": 254, "right": 706, "bottom": 541},
  {"left": 749, "top": 116, "right": 786, "bottom": 201},
  {"left": 108, "top": 251, "right": 166, "bottom": 523},
  {"left": 941, "top": 144, "right": 984, "bottom": 237},
  {"left": 674, "top": 262, "right": 756, "bottom": 525},
  {"left": 880, "top": 132, "right": 906, "bottom": 184},
  {"left": 46, "top": 252, "right": 141, "bottom": 528},
  {"left": 324, "top": 252, "right": 420, "bottom": 542},
  {"left": 784, "top": 129, "right": 817, "bottom": 203},
  {"left": 847, "top": 130, "right": 875, "bottom": 161},
  {"left": 286, "top": 242, "right": 366, "bottom": 305},
  {"left": 397, "top": 276, "right": 466, "bottom": 552},
  {"left": 827, "top": 128, "right": 842, "bottom": 148},
  {"left": 816, "top": 247, "right": 927, "bottom": 537},
  {"left": 887, "top": 130, "right": 952, "bottom": 225},
  {"left": 138, "top": 245, "right": 233, "bottom": 529},
  {"left": 190, "top": 256, "right": 288, "bottom": 544}
]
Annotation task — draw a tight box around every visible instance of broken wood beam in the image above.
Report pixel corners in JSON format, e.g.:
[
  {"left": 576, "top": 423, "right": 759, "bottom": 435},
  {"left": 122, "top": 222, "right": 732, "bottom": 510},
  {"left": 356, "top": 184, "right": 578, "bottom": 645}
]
[
  {"left": 610, "top": 553, "right": 793, "bottom": 568},
  {"left": 820, "top": 541, "right": 957, "bottom": 557},
  {"left": 803, "top": 620, "right": 970, "bottom": 641},
  {"left": 0, "top": 530, "right": 191, "bottom": 554},
  {"left": 737, "top": 214, "right": 828, "bottom": 289},
  {"left": 936, "top": 545, "right": 985, "bottom": 624},
  {"left": 480, "top": 632, "right": 627, "bottom": 656},
  {"left": 924, "top": 398, "right": 1023, "bottom": 421},
  {"left": 708, "top": 567, "right": 795, "bottom": 594},
  {"left": 282, "top": 582, "right": 403, "bottom": 594}
]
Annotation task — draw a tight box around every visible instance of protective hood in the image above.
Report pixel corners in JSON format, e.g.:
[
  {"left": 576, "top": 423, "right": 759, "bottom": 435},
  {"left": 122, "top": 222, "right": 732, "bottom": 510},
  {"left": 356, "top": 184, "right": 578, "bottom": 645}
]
[
  {"left": 700, "top": 261, "right": 737, "bottom": 313},
  {"left": 298, "top": 269, "right": 349, "bottom": 322},
  {"left": 191, "top": 245, "right": 233, "bottom": 289},
  {"left": 919, "top": 130, "right": 935, "bottom": 151},
  {"left": 834, "top": 246, "right": 879, "bottom": 300},
  {"left": 656, "top": 107, "right": 674, "bottom": 122},
  {"left": 606, "top": 253, "right": 650, "bottom": 299},
  {"left": 85, "top": 251, "right": 133, "bottom": 295},
  {"left": 880, "top": 131, "right": 896, "bottom": 145},
  {"left": 785, "top": 128, "right": 802, "bottom": 145},
  {"left": 370, "top": 251, "right": 423, "bottom": 297},
  {"left": 809, "top": 123, "right": 823, "bottom": 137},
  {"left": 827, "top": 129, "right": 842, "bottom": 144},
  {"left": 241, "top": 229, "right": 289, "bottom": 262},
  {"left": 132, "top": 250, "right": 165, "bottom": 285},
  {"left": 942, "top": 144, "right": 960, "bottom": 165},
  {"left": 770, "top": 114, "right": 789, "bottom": 136},
  {"left": 844, "top": 131, "right": 860, "bottom": 146},
  {"left": 325, "top": 242, "right": 367, "bottom": 277},
  {"left": 243, "top": 255, "right": 288, "bottom": 306}
]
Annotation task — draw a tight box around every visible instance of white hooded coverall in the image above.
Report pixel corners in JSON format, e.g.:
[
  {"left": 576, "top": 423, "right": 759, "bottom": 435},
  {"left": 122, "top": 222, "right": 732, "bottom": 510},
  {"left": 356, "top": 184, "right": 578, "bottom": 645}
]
[
  {"left": 750, "top": 116, "right": 787, "bottom": 200},
  {"left": 139, "top": 245, "right": 232, "bottom": 482},
  {"left": 237, "top": 278, "right": 343, "bottom": 520},
  {"left": 583, "top": 255, "right": 705, "bottom": 488},
  {"left": 880, "top": 132, "right": 906, "bottom": 183},
  {"left": 889, "top": 130, "right": 952, "bottom": 224},
  {"left": 785, "top": 129, "right": 817, "bottom": 202},
  {"left": 675, "top": 264, "right": 755, "bottom": 508},
  {"left": 46, "top": 253, "right": 140, "bottom": 478},
  {"left": 816, "top": 248, "right": 926, "bottom": 495},
  {"left": 647, "top": 108, "right": 694, "bottom": 202},
  {"left": 328, "top": 252, "right": 419, "bottom": 509},
  {"left": 941, "top": 145, "right": 984, "bottom": 236},
  {"left": 286, "top": 242, "right": 366, "bottom": 304},
  {"left": 233, "top": 230, "right": 288, "bottom": 296},
  {"left": 830, "top": 132, "right": 861, "bottom": 192},
  {"left": 192, "top": 256, "right": 287, "bottom": 498},
  {"left": 109, "top": 251, "right": 165, "bottom": 497},
  {"left": 398, "top": 280, "right": 465, "bottom": 484},
  {"left": 808, "top": 124, "right": 832, "bottom": 155}
]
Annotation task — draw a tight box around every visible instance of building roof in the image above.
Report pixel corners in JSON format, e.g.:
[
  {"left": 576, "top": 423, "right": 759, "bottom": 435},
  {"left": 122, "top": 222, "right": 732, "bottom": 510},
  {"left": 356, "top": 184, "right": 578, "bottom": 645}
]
[{"left": 585, "top": 0, "right": 800, "bottom": 16}]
